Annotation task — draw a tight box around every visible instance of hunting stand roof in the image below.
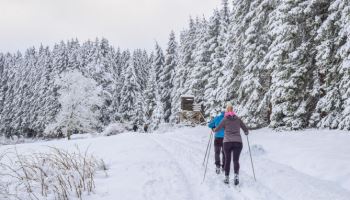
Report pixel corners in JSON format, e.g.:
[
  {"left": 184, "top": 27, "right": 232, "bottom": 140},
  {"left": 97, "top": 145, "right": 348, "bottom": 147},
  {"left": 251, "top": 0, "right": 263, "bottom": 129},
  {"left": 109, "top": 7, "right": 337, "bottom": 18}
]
[{"left": 181, "top": 95, "right": 195, "bottom": 111}]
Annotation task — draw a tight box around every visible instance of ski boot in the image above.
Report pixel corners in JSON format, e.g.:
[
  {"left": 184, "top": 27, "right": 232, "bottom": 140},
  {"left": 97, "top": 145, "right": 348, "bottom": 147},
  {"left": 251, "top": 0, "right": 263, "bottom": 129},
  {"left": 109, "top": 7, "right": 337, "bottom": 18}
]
[
  {"left": 234, "top": 173, "right": 239, "bottom": 186},
  {"left": 224, "top": 176, "right": 229, "bottom": 184},
  {"left": 216, "top": 166, "right": 221, "bottom": 174}
]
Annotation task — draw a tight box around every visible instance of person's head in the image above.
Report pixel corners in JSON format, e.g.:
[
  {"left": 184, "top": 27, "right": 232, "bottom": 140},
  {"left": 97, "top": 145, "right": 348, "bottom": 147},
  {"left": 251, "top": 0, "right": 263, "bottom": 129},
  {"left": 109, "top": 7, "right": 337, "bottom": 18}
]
[{"left": 226, "top": 102, "right": 233, "bottom": 112}]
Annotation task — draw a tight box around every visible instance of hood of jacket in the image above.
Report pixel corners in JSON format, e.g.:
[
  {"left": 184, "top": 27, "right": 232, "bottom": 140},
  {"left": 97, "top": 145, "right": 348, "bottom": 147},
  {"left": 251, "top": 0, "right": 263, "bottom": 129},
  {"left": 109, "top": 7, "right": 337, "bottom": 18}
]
[
  {"left": 225, "top": 111, "right": 236, "bottom": 117},
  {"left": 226, "top": 114, "right": 237, "bottom": 121}
]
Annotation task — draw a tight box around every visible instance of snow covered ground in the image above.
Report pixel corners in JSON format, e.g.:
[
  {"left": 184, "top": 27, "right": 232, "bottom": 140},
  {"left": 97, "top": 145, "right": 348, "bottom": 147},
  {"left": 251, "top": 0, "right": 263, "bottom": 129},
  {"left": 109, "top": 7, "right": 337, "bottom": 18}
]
[{"left": 1, "top": 126, "right": 350, "bottom": 200}]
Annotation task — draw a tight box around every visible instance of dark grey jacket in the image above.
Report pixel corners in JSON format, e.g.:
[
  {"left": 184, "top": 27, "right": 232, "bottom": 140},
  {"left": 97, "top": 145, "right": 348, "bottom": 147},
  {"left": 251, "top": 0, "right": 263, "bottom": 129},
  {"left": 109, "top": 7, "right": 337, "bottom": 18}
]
[{"left": 214, "top": 115, "right": 249, "bottom": 143}]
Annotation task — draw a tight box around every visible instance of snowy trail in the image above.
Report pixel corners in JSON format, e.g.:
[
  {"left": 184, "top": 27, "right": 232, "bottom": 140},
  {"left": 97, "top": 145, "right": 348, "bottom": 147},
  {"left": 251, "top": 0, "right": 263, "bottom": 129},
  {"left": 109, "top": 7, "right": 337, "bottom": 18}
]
[
  {"left": 2, "top": 126, "right": 350, "bottom": 200},
  {"left": 151, "top": 130, "right": 282, "bottom": 200},
  {"left": 144, "top": 127, "right": 350, "bottom": 200},
  {"left": 144, "top": 136, "right": 194, "bottom": 200},
  {"left": 85, "top": 134, "right": 194, "bottom": 200}
]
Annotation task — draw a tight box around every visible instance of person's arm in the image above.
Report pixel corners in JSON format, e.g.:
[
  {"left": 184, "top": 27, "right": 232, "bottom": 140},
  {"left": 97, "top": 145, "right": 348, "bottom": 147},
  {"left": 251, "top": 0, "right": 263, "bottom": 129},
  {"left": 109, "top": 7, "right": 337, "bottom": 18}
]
[
  {"left": 240, "top": 118, "right": 249, "bottom": 135},
  {"left": 208, "top": 117, "right": 216, "bottom": 129},
  {"left": 213, "top": 119, "right": 225, "bottom": 133}
]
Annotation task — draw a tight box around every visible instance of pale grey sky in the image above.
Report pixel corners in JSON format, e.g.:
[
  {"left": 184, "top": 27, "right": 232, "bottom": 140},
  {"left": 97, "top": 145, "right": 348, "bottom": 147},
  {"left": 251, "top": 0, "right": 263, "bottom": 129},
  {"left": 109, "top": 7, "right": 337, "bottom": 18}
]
[{"left": 0, "top": 0, "right": 220, "bottom": 53}]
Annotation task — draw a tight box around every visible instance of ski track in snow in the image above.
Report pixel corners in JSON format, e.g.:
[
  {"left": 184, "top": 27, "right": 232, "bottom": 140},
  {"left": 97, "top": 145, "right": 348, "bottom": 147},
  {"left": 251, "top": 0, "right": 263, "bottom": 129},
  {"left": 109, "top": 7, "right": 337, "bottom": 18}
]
[
  {"left": 146, "top": 127, "right": 350, "bottom": 200},
  {"left": 144, "top": 136, "right": 194, "bottom": 200},
  {"left": 152, "top": 132, "right": 282, "bottom": 200}
]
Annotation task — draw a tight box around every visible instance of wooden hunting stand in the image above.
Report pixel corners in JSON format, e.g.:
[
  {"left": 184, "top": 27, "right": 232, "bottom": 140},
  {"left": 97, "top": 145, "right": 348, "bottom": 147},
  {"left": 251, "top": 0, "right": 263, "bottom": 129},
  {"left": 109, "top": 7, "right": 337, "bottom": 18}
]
[{"left": 176, "top": 95, "right": 205, "bottom": 126}]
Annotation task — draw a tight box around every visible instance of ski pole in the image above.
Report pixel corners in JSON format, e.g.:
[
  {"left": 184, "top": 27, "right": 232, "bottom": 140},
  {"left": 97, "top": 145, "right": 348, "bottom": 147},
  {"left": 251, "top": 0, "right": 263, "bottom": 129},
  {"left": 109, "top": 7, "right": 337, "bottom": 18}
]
[
  {"left": 246, "top": 134, "right": 256, "bottom": 181},
  {"left": 203, "top": 132, "right": 213, "bottom": 167},
  {"left": 202, "top": 132, "right": 213, "bottom": 183},
  {"left": 202, "top": 130, "right": 213, "bottom": 166}
]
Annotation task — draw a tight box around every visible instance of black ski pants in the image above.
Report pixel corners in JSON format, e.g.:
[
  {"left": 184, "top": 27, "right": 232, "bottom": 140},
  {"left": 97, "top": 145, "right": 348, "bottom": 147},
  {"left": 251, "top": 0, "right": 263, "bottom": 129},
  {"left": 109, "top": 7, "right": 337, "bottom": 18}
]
[
  {"left": 214, "top": 138, "right": 225, "bottom": 168},
  {"left": 223, "top": 142, "right": 243, "bottom": 176}
]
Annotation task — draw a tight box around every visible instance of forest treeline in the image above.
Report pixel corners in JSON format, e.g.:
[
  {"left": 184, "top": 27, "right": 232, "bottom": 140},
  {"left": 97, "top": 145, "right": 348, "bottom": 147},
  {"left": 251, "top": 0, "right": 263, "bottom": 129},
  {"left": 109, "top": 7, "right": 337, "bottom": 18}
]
[{"left": 0, "top": 0, "right": 349, "bottom": 137}]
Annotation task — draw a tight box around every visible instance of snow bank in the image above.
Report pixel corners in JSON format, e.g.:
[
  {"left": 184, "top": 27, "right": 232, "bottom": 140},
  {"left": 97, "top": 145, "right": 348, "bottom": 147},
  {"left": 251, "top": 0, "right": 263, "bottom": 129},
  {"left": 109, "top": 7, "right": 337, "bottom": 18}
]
[
  {"left": 244, "top": 144, "right": 266, "bottom": 156},
  {"left": 0, "top": 135, "right": 42, "bottom": 145},
  {"left": 101, "top": 123, "right": 127, "bottom": 136},
  {"left": 249, "top": 128, "right": 350, "bottom": 191}
]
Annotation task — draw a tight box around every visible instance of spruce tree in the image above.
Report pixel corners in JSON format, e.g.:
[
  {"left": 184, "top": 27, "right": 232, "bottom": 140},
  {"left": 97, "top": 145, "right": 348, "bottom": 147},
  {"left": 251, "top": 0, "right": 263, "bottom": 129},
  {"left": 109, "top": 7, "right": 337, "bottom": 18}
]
[
  {"left": 186, "top": 16, "right": 211, "bottom": 106},
  {"left": 220, "top": 0, "right": 254, "bottom": 110},
  {"left": 159, "top": 31, "right": 178, "bottom": 122},
  {"left": 153, "top": 43, "right": 165, "bottom": 82},
  {"left": 309, "top": 0, "right": 344, "bottom": 129},
  {"left": 266, "top": 0, "right": 327, "bottom": 129},
  {"left": 234, "top": 0, "right": 275, "bottom": 128},
  {"left": 338, "top": 2, "right": 350, "bottom": 130},
  {"left": 170, "top": 18, "right": 198, "bottom": 121},
  {"left": 0, "top": 53, "right": 5, "bottom": 115},
  {"left": 144, "top": 57, "right": 158, "bottom": 123},
  {"left": 115, "top": 50, "right": 131, "bottom": 119},
  {"left": 118, "top": 52, "right": 143, "bottom": 123},
  {"left": 204, "top": 1, "right": 231, "bottom": 115}
]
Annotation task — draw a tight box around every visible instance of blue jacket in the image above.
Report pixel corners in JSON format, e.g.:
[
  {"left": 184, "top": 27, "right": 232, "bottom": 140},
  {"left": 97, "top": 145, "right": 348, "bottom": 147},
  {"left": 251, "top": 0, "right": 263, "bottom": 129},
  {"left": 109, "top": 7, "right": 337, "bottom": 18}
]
[{"left": 208, "top": 112, "right": 225, "bottom": 138}]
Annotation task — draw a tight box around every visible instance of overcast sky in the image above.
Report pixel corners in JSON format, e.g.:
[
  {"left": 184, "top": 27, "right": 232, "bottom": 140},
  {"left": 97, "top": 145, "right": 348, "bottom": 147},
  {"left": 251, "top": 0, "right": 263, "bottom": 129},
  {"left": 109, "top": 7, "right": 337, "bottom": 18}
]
[{"left": 0, "top": 0, "right": 221, "bottom": 53}]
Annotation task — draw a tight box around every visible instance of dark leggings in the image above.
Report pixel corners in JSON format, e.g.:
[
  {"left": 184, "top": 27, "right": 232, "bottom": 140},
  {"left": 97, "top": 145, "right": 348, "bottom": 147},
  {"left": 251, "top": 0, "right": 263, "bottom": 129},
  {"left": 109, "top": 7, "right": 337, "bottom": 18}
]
[
  {"left": 214, "top": 138, "right": 225, "bottom": 168},
  {"left": 223, "top": 142, "right": 243, "bottom": 176}
]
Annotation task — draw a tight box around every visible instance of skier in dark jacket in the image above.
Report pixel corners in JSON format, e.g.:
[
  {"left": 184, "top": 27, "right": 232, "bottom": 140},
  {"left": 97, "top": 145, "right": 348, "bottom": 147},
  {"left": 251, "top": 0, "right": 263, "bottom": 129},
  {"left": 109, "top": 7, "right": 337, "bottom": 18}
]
[
  {"left": 214, "top": 102, "right": 249, "bottom": 185},
  {"left": 208, "top": 111, "right": 225, "bottom": 174},
  {"left": 133, "top": 124, "right": 138, "bottom": 132},
  {"left": 144, "top": 124, "right": 149, "bottom": 133}
]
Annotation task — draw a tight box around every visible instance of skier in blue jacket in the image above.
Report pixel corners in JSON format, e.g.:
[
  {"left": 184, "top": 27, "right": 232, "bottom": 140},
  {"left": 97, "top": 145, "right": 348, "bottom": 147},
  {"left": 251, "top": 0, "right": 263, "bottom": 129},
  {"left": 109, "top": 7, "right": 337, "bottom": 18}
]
[{"left": 208, "top": 111, "right": 225, "bottom": 174}]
